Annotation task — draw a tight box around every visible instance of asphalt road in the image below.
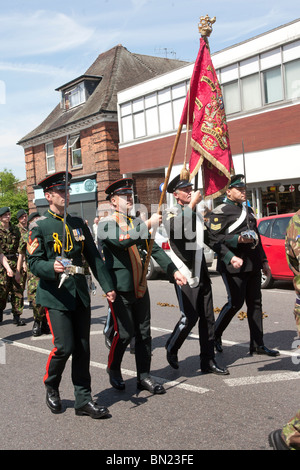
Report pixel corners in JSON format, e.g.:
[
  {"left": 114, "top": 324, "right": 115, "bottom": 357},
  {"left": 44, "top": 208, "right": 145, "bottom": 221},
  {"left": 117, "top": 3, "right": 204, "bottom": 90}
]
[{"left": 0, "top": 266, "right": 299, "bottom": 453}]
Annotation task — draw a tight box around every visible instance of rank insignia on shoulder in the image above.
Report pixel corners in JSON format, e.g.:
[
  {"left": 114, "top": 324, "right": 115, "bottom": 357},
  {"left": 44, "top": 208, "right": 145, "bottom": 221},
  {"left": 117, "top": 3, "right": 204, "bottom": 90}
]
[
  {"left": 27, "top": 238, "right": 39, "bottom": 255},
  {"left": 73, "top": 228, "right": 85, "bottom": 241}
]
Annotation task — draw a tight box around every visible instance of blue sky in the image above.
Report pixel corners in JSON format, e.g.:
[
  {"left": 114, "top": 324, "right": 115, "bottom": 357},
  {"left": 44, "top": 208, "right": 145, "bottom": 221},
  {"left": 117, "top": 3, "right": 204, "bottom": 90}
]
[{"left": 0, "top": 0, "right": 299, "bottom": 181}]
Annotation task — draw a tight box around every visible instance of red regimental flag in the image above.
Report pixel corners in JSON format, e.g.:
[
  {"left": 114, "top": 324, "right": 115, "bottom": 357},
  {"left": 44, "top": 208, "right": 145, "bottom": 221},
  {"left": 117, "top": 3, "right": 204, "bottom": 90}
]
[{"left": 180, "top": 38, "right": 234, "bottom": 199}]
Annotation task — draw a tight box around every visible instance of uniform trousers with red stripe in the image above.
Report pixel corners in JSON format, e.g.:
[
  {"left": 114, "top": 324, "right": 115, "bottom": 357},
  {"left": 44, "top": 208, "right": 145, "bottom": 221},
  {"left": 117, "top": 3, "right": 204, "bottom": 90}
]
[
  {"left": 44, "top": 295, "right": 92, "bottom": 409},
  {"left": 108, "top": 289, "right": 151, "bottom": 381}
]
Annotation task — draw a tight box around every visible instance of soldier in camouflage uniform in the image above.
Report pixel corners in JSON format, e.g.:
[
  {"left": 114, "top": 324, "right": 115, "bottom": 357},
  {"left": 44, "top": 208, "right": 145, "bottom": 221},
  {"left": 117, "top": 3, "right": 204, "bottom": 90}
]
[
  {"left": 269, "top": 409, "right": 300, "bottom": 450},
  {"left": 0, "top": 207, "right": 25, "bottom": 325},
  {"left": 18, "top": 212, "right": 49, "bottom": 336},
  {"left": 269, "top": 210, "right": 300, "bottom": 450},
  {"left": 16, "top": 209, "right": 28, "bottom": 304},
  {"left": 285, "top": 209, "right": 300, "bottom": 337}
]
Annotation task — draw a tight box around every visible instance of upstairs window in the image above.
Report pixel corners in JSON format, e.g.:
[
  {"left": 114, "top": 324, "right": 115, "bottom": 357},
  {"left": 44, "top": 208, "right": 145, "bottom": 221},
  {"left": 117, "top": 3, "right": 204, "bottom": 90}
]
[
  {"left": 63, "top": 135, "right": 82, "bottom": 167},
  {"left": 71, "top": 136, "right": 82, "bottom": 167},
  {"left": 285, "top": 59, "right": 300, "bottom": 100},
  {"left": 241, "top": 73, "right": 261, "bottom": 110},
  {"left": 223, "top": 81, "right": 240, "bottom": 114},
  {"left": 64, "top": 83, "right": 86, "bottom": 110},
  {"left": 219, "top": 41, "right": 300, "bottom": 116},
  {"left": 263, "top": 66, "right": 283, "bottom": 104},
  {"left": 45, "top": 142, "right": 55, "bottom": 173}
]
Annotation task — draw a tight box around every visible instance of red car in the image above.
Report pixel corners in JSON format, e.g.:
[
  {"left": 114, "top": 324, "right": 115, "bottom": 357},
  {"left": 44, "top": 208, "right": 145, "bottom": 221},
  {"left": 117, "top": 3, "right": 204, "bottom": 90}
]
[{"left": 257, "top": 213, "right": 295, "bottom": 288}]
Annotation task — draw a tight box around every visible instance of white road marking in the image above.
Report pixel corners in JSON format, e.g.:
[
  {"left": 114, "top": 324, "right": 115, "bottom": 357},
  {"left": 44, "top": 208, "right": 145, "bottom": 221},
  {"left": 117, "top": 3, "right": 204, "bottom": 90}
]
[
  {"left": 1, "top": 338, "right": 211, "bottom": 395},
  {"left": 224, "top": 371, "right": 300, "bottom": 387},
  {"left": 2, "top": 325, "right": 298, "bottom": 394}
]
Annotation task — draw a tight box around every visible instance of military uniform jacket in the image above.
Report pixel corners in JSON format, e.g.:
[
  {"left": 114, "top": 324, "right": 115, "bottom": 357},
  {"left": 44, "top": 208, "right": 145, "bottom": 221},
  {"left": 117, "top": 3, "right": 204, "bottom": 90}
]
[
  {"left": 285, "top": 209, "right": 300, "bottom": 276},
  {"left": 163, "top": 204, "right": 210, "bottom": 283},
  {"left": 206, "top": 199, "right": 266, "bottom": 274},
  {"left": 27, "top": 210, "right": 114, "bottom": 310},
  {"left": 0, "top": 223, "right": 21, "bottom": 273},
  {"left": 98, "top": 211, "right": 178, "bottom": 292},
  {"left": 285, "top": 209, "right": 300, "bottom": 294}
]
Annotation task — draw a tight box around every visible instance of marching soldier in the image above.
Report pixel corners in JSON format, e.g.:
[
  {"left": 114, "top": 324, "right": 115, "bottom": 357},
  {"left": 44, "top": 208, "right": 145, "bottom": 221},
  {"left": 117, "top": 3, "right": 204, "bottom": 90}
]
[
  {"left": 27, "top": 172, "right": 116, "bottom": 418},
  {"left": 163, "top": 175, "right": 228, "bottom": 375},
  {"left": 0, "top": 207, "right": 25, "bottom": 325},
  {"left": 18, "top": 212, "right": 50, "bottom": 336},
  {"left": 98, "top": 178, "right": 186, "bottom": 394},
  {"left": 206, "top": 174, "right": 279, "bottom": 356},
  {"left": 16, "top": 209, "right": 28, "bottom": 306},
  {"left": 285, "top": 209, "right": 300, "bottom": 338}
]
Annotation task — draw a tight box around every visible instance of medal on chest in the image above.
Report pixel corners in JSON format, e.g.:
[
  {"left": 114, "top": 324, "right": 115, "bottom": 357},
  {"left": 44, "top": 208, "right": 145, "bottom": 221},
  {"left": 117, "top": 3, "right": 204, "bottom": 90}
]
[{"left": 72, "top": 228, "right": 85, "bottom": 241}]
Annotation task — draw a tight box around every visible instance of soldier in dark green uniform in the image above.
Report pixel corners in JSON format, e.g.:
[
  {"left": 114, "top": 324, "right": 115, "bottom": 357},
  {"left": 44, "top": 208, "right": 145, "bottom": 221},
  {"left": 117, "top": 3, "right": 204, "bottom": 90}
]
[
  {"left": 0, "top": 207, "right": 25, "bottom": 325},
  {"left": 27, "top": 172, "right": 116, "bottom": 418},
  {"left": 206, "top": 175, "right": 279, "bottom": 357},
  {"left": 98, "top": 178, "right": 186, "bottom": 394},
  {"left": 163, "top": 175, "right": 229, "bottom": 375}
]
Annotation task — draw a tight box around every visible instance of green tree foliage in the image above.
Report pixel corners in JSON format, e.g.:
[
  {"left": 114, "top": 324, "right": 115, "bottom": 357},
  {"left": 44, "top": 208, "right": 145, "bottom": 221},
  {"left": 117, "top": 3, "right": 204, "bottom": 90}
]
[{"left": 0, "top": 169, "right": 28, "bottom": 225}]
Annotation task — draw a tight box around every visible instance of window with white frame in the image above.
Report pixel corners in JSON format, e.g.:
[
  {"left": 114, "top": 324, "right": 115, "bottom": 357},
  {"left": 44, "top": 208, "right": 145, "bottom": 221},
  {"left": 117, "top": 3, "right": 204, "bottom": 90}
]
[
  {"left": 263, "top": 66, "right": 283, "bottom": 104},
  {"left": 63, "top": 135, "right": 82, "bottom": 167},
  {"left": 223, "top": 81, "right": 240, "bottom": 114},
  {"left": 63, "top": 82, "right": 86, "bottom": 110},
  {"left": 285, "top": 58, "right": 300, "bottom": 100},
  {"left": 119, "top": 80, "right": 189, "bottom": 143},
  {"left": 241, "top": 73, "right": 261, "bottom": 110},
  {"left": 45, "top": 142, "right": 55, "bottom": 173},
  {"left": 219, "top": 40, "right": 300, "bottom": 115}
]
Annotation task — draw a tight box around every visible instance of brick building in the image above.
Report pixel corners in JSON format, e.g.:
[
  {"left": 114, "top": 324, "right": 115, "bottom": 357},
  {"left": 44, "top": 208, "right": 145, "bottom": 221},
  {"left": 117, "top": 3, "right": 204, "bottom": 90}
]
[{"left": 17, "top": 45, "right": 187, "bottom": 222}]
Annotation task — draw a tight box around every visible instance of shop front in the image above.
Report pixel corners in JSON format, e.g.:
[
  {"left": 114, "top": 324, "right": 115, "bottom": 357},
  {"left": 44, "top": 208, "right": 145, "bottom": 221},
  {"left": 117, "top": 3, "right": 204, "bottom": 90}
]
[{"left": 261, "top": 183, "right": 300, "bottom": 216}]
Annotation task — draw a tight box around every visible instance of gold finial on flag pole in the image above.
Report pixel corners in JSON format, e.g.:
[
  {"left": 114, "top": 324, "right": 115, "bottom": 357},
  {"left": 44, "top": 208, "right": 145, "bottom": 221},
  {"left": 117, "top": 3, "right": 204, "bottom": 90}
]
[
  {"left": 198, "top": 15, "right": 216, "bottom": 37},
  {"left": 198, "top": 15, "right": 216, "bottom": 51}
]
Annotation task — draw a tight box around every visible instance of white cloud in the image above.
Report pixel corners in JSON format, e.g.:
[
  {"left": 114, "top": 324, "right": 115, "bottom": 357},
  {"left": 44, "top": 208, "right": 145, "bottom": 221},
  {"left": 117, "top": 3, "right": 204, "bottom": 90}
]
[
  {"left": 0, "top": 61, "right": 77, "bottom": 77},
  {"left": 0, "top": 10, "right": 94, "bottom": 58}
]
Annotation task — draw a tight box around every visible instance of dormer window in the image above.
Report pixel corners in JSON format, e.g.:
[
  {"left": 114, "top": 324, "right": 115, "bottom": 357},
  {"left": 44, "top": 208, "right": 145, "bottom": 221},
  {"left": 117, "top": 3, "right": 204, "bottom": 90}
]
[
  {"left": 56, "top": 75, "right": 102, "bottom": 111},
  {"left": 65, "top": 83, "right": 86, "bottom": 109}
]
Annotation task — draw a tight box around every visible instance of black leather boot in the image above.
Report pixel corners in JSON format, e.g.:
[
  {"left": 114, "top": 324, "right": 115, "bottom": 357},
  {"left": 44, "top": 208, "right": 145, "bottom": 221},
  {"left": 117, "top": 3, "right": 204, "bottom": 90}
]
[{"left": 46, "top": 388, "right": 62, "bottom": 414}]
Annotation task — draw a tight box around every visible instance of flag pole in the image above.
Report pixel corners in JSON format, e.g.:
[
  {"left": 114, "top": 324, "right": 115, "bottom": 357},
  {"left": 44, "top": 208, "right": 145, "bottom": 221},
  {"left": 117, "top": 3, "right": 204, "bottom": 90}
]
[
  {"left": 57, "top": 134, "right": 73, "bottom": 288},
  {"left": 140, "top": 15, "right": 216, "bottom": 287},
  {"left": 241, "top": 140, "right": 259, "bottom": 247},
  {"left": 140, "top": 123, "right": 183, "bottom": 286}
]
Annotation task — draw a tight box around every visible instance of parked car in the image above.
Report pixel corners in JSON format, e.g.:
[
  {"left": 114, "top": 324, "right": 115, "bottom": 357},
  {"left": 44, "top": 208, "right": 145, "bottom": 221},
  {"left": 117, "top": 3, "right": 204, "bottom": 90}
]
[
  {"left": 146, "top": 224, "right": 214, "bottom": 280},
  {"left": 257, "top": 213, "right": 295, "bottom": 288}
]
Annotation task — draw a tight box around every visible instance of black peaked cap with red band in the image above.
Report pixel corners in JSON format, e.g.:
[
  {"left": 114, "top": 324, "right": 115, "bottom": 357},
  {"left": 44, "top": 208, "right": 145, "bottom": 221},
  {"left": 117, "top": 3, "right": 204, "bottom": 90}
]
[
  {"left": 105, "top": 178, "right": 133, "bottom": 200},
  {"left": 38, "top": 171, "right": 72, "bottom": 192}
]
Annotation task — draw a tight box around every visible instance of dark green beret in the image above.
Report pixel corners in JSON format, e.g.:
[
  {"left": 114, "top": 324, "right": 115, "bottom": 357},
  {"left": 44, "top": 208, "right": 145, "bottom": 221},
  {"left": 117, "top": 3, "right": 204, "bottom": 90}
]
[
  {"left": 28, "top": 212, "right": 40, "bottom": 223},
  {"left": 0, "top": 207, "right": 10, "bottom": 216},
  {"left": 16, "top": 209, "right": 27, "bottom": 219}
]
